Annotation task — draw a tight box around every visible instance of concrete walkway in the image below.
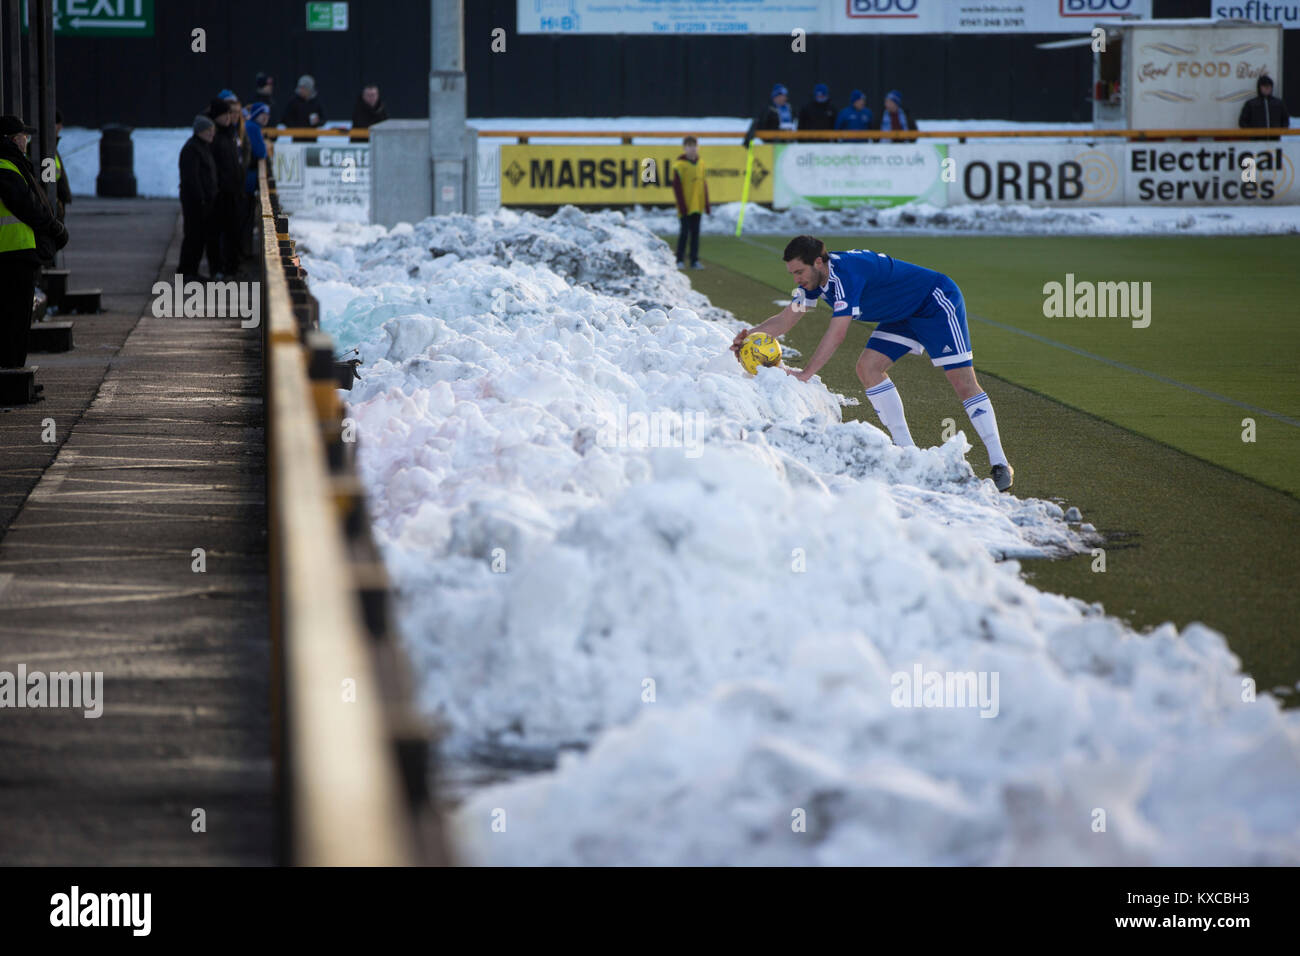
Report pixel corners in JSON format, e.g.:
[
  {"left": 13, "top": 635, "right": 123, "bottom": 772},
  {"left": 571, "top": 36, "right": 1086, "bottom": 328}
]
[{"left": 0, "top": 198, "right": 271, "bottom": 864}]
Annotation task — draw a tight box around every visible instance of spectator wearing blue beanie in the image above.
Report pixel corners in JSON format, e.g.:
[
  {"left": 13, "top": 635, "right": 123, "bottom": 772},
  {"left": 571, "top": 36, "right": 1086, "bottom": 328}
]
[
  {"left": 835, "top": 89, "right": 873, "bottom": 132},
  {"left": 240, "top": 101, "right": 271, "bottom": 260},
  {"left": 243, "top": 102, "right": 270, "bottom": 195},
  {"left": 743, "top": 82, "right": 795, "bottom": 147},
  {"left": 878, "top": 89, "right": 917, "bottom": 134}
]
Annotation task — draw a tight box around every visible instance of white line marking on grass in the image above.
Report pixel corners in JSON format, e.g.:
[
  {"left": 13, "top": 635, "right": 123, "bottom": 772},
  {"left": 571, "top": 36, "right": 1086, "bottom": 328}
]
[{"left": 967, "top": 313, "right": 1300, "bottom": 430}]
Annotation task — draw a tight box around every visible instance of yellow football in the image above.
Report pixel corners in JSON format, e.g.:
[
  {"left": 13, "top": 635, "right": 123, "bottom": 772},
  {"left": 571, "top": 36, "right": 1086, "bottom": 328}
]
[{"left": 740, "top": 332, "right": 782, "bottom": 374}]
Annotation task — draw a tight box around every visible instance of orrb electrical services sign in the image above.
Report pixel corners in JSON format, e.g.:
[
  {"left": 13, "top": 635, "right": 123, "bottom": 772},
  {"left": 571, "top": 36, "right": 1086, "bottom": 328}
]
[
  {"left": 1125, "top": 142, "right": 1300, "bottom": 203},
  {"left": 947, "top": 143, "right": 1125, "bottom": 205}
]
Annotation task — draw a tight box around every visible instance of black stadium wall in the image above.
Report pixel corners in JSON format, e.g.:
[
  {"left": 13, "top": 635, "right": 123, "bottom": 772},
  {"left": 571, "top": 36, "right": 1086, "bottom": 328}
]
[{"left": 45, "top": 0, "right": 1297, "bottom": 129}]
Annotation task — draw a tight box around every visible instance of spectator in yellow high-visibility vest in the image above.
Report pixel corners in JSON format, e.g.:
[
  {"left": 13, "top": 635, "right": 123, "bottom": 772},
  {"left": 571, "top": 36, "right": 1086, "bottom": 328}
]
[
  {"left": 0, "top": 114, "right": 68, "bottom": 374},
  {"left": 670, "top": 136, "right": 710, "bottom": 270}
]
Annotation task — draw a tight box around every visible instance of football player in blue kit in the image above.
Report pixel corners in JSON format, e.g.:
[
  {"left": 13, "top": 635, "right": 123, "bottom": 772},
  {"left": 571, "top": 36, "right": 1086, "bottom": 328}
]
[{"left": 731, "top": 235, "right": 1014, "bottom": 491}]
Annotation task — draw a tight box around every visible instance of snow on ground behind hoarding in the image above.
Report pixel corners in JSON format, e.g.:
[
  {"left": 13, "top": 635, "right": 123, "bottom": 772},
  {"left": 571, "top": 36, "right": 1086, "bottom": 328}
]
[
  {"left": 60, "top": 127, "right": 190, "bottom": 199},
  {"left": 294, "top": 205, "right": 1300, "bottom": 866},
  {"left": 629, "top": 200, "right": 1300, "bottom": 236}
]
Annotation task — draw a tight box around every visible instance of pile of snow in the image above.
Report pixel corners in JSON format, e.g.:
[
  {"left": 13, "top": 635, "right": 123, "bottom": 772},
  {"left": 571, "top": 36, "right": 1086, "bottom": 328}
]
[
  {"left": 630, "top": 200, "right": 1300, "bottom": 237},
  {"left": 298, "top": 206, "right": 733, "bottom": 326},
  {"left": 454, "top": 622, "right": 1297, "bottom": 866},
  {"left": 296, "top": 205, "right": 1300, "bottom": 866}
]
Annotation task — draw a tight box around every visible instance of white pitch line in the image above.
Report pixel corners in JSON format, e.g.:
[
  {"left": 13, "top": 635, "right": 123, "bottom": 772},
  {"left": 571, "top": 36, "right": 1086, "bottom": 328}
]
[{"left": 26, "top": 448, "right": 79, "bottom": 502}]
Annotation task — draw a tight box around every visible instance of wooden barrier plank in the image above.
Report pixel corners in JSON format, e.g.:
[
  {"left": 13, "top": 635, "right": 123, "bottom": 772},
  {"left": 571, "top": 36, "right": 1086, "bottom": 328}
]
[
  {"left": 259, "top": 160, "right": 415, "bottom": 866},
  {"left": 269, "top": 338, "right": 413, "bottom": 866}
]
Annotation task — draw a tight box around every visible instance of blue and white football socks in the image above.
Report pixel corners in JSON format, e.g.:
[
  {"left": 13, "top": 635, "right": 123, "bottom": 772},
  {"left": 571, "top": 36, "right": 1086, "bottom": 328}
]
[
  {"left": 865, "top": 379, "right": 916, "bottom": 448},
  {"left": 962, "top": 391, "right": 1008, "bottom": 467}
]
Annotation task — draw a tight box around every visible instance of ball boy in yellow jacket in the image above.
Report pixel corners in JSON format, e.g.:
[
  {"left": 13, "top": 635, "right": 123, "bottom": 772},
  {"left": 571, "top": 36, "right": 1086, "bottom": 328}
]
[{"left": 670, "top": 136, "right": 710, "bottom": 270}]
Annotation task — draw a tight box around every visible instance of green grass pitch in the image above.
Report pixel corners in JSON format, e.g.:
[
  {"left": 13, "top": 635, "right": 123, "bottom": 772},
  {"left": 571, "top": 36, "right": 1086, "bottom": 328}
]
[{"left": 672, "top": 231, "right": 1300, "bottom": 698}]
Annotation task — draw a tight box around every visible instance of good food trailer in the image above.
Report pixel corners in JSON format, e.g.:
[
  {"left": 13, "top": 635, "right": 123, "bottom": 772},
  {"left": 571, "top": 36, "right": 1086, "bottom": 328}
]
[{"left": 1091, "top": 18, "right": 1283, "bottom": 129}]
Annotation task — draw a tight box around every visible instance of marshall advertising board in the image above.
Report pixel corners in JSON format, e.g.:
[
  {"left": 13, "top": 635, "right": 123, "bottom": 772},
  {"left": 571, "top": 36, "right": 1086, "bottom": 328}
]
[{"left": 497, "top": 145, "right": 773, "bottom": 206}]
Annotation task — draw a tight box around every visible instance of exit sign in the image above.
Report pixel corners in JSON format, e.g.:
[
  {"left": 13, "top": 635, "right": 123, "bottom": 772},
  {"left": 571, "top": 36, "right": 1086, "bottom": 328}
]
[
  {"left": 306, "top": 2, "right": 348, "bottom": 31},
  {"left": 23, "top": 0, "right": 155, "bottom": 37}
]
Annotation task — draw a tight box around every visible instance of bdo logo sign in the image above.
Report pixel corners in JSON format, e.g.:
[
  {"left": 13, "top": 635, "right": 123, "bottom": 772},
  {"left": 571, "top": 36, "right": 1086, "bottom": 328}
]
[
  {"left": 1060, "top": 0, "right": 1139, "bottom": 15},
  {"left": 847, "top": 0, "right": 920, "bottom": 16}
]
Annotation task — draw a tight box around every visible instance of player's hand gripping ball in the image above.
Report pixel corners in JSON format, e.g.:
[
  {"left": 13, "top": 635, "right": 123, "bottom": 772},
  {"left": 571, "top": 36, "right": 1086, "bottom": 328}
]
[{"left": 739, "top": 332, "right": 782, "bottom": 375}]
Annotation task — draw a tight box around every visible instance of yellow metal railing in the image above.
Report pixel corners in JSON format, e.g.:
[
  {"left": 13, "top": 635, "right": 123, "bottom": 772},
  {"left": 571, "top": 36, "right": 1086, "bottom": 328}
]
[
  {"left": 263, "top": 125, "right": 1299, "bottom": 145},
  {"left": 264, "top": 127, "right": 371, "bottom": 140},
  {"left": 477, "top": 127, "right": 1300, "bottom": 143}
]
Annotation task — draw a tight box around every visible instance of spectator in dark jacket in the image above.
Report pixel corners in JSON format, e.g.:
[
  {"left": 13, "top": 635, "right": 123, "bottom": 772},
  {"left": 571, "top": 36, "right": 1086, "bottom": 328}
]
[
  {"left": 835, "top": 90, "right": 873, "bottom": 132},
  {"left": 351, "top": 85, "right": 389, "bottom": 129},
  {"left": 878, "top": 89, "right": 918, "bottom": 138},
  {"left": 254, "top": 72, "right": 274, "bottom": 111},
  {"left": 222, "top": 94, "right": 251, "bottom": 173},
  {"left": 1239, "top": 75, "right": 1289, "bottom": 129},
  {"left": 0, "top": 114, "right": 68, "bottom": 372},
  {"left": 743, "top": 83, "right": 795, "bottom": 147},
  {"left": 178, "top": 114, "right": 218, "bottom": 279},
  {"left": 282, "top": 75, "right": 326, "bottom": 128},
  {"left": 798, "top": 83, "right": 836, "bottom": 138},
  {"left": 54, "top": 109, "right": 71, "bottom": 222},
  {"left": 207, "top": 99, "right": 245, "bottom": 278}
]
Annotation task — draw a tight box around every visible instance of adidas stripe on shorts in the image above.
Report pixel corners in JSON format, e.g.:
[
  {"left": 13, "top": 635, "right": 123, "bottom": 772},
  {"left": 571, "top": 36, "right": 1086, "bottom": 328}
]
[{"left": 864, "top": 280, "right": 973, "bottom": 370}]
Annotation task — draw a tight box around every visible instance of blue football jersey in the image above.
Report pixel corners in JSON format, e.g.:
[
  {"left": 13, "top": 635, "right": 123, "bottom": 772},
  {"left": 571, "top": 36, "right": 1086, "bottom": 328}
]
[{"left": 792, "top": 249, "right": 950, "bottom": 324}]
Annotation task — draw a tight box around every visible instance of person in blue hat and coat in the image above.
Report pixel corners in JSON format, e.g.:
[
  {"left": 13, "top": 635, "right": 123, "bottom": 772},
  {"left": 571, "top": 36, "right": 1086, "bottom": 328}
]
[
  {"left": 240, "top": 102, "right": 271, "bottom": 258},
  {"left": 743, "top": 83, "right": 795, "bottom": 147},
  {"left": 835, "top": 90, "right": 873, "bottom": 132}
]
